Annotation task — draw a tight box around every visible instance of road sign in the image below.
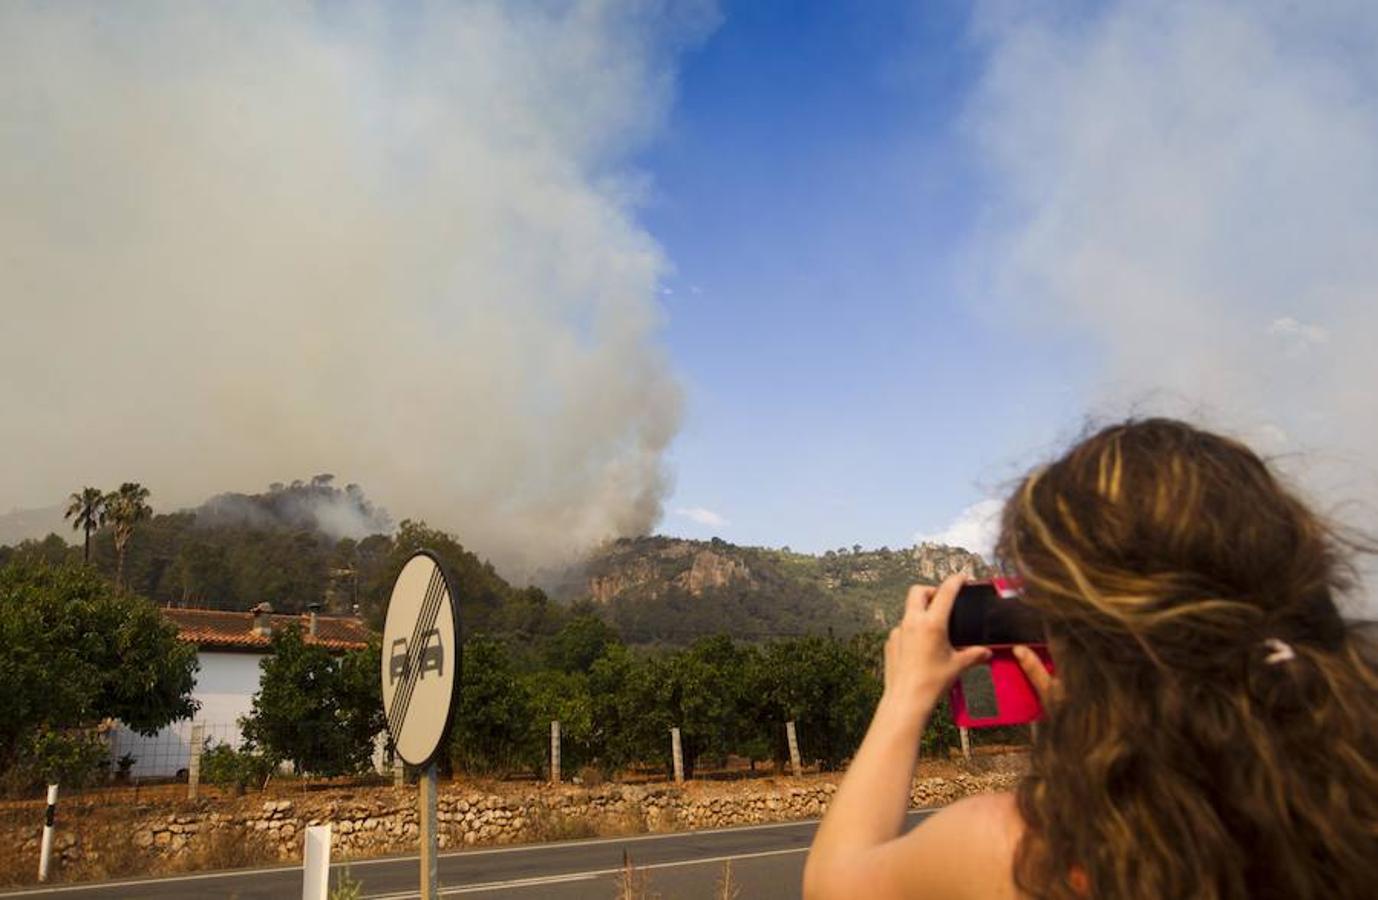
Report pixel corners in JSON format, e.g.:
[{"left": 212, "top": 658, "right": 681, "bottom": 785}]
[{"left": 381, "top": 550, "right": 459, "bottom": 768}]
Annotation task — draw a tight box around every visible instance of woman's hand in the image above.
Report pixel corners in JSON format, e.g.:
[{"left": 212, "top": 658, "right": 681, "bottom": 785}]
[
  {"left": 883, "top": 574, "right": 992, "bottom": 713},
  {"left": 1013, "top": 644, "right": 1058, "bottom": 706}
]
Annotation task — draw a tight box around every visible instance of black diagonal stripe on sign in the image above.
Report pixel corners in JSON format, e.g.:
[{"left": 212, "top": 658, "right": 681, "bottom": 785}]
[
  {"left": 388, "top": 565, "right": 444, "bottom": 738},
  {"left": 387, "top": 566, "right": 443, "bottom": 739},
  {"left": 388, "top": 565, "right": 446, "bottom": 739}
]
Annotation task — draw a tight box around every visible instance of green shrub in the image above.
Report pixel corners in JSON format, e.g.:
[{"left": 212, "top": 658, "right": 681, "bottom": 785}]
[{"left": 201, "top": 742, "right": 273, "bottom": 792}]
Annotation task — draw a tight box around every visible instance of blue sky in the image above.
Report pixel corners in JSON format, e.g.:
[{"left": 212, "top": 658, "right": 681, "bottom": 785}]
[{"left": 643, "top": 2, "right": 1090, "bottom": 553}]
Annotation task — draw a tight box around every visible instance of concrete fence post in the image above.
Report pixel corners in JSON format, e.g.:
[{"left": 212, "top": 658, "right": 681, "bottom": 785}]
[
  {"left": 302, "top": 823, "right": 331, "bottom": 900},
  {"left": 37, "top": 784, "right": 57, "bottom": 882},
  {"left": 187, "top": 723, "right": 206, "bottom": 800},
  {"left": 959, "top": 727, "right": 972, "bottom": 762},
  {"left": 785, "top": 721, "right": 802, "bottom": 777},
  {"left": 670, "top": 727, "right": 685, "bottom": 783},
  {"left": 550, "top": 720, "right": 561, "bottom": 785},
  {"left": 393, "top": 757, "right": 404, "bottom": 788}
]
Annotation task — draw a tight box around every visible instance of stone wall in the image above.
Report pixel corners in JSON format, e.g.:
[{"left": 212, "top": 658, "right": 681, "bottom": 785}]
[{"left": 9, "top": 766, "right": 1024, "bottom": 880}]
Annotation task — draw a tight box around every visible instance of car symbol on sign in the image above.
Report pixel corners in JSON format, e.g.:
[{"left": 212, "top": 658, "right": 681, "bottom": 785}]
[{"left": 388, "top": 630, "right": 444, "bottom": 684}]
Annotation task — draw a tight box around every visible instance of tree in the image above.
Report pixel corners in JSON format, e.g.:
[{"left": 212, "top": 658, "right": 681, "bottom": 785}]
[
  {"left": 0, "top": 561, "right": 199, "bottom": 778},
  {"left": 753, "top": 635, "right": 881, "bottom": 770},
  {"left": 544, "top": 613, "right": 621, "bottom": 673},
  {"left": 64, "top": 487, "right": 106, "bottom": 564},
  {"left": 448, "top": 636, "right": 539, "bottom": 775},
  {"left": 659, "top": 635, "right": 755, "bottom": 776},
  {"left": 524, "top": 668, "right": 594, "bottom": 773},
  {"left": 241, "top": 626, "right": 381, "bottom": 775},
  {"left": 104, "top": 482, "right": 151, "bottom": 588}
]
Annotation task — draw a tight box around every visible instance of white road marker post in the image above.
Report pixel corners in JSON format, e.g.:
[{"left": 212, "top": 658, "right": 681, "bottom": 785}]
[
  {"left": 785, "top": 721, "right": 802, "bottom": 777},
  {"left": 37, "top": 783, "right": 58, "bottom": 882},
  {"left": 550, "top": 720, "right": 561, "bottom": 785},
  {"left": 670, "top": 727, "right": 685, "bottom": 784},
  {"left": 302, "top": 823, "right": 331, "bottom": 900},
  {"left": 959, "top": 726, "right": 971, "bottom": 762}
]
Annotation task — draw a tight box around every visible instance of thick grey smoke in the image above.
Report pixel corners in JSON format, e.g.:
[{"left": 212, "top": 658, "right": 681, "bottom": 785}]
[
  {"left": 966, "top": 0, "right": 1378, "bottom": 606},
  {"left": 196, "top": 476, "right": 390, "bottom": 541},
  {"left": 0, "top": 2, "right": 714, "bottom": 574}
]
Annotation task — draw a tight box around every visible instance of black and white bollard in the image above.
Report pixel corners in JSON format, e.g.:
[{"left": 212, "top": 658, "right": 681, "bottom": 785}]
[{"left": 38, "top": 783, "right": 57, "bottom": 882}]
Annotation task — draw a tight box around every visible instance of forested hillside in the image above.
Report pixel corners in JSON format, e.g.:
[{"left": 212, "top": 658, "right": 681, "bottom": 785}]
[{"left": 0, "top": 480, "right": 988, "bottom": 647}]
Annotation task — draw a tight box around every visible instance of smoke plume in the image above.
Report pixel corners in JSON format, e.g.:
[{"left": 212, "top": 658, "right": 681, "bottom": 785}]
[
  {"left": 196, "top": 476, "right": 390, "bottom": 541},
  {"left": 966, "top": 0, "right": 1378, "bottom": 605},
  {"left": 0, "top": 2, "right": 714, "bottom": 574}
]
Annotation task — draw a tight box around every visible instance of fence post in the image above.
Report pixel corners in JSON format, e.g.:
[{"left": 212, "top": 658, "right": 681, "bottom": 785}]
[
  {"left": 1029, "top": 722, "right": 1040, "bottom": 744},
  {"left": 393, "top": 757, "right": 404, "bottom": 788},
  {"left": 187, "top": 723, "right": 206, "bottom": 800},
  {"left": 302, "top": 823, "right": 331, "bottom": 900},
  {"left": 550, "top": 720, "right": 561, "bottom": 785},
  {"left": 37, "top": 783, "right": 57, "bottom": 882},
  {"left": 959, "top": 726, "right": 971, "bottom": 762},
  {"left": 785, "top": 721, "right": 802, "bottom": 777},
  {"left": 670, "top": 727, "right": 684, "bottom": 783}
]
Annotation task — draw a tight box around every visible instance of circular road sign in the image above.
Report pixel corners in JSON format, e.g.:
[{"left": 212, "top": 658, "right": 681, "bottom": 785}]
[{"left": 381, "top": 551, "right": 459, "bottom": 767}]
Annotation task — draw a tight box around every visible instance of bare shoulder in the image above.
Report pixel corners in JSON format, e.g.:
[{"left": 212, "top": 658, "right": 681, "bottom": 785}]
[
  {"left": 914, "top": 790, "right": 1022, "bottom": 847},
  {"left": 890, "top": 791, "right": 1024, "bottom": 898},
  {"left": 806, "top": 791, "right": 1024, "bottom": 900},
  {"left": 934, "top": 790, "right": 1022, "bottom": 832}
]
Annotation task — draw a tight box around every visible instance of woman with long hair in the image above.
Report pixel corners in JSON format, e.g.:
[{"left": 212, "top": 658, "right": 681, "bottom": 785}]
[{"left": 804, "top": 418, "right": 1378, "bottom": 899}]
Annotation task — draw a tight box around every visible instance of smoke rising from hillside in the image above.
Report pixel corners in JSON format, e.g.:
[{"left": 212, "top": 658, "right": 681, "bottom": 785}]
[
  {"left": 967, "top": 1, "right": 1378, "bottom": 602},
  {"left": 0, "top": 3, "right": 714, "bottom": 573},
  {"left": 196, "top": 477, "right": 390, "bottom": 541}
]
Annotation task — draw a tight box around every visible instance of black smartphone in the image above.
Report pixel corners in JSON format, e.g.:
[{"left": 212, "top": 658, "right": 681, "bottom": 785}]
[{"left": 948, "top": 580, "right": 1043, "bottom": 647}]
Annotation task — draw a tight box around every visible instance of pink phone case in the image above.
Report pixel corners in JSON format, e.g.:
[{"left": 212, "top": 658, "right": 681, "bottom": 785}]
[{"left": 950, "top": 645, "right": 1054, "bottom": 728}]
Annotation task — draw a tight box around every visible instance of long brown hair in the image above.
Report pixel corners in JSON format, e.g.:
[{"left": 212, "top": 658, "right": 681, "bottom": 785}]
[{"left": 998, "top": 418, "right": 1378, "bottom": 899}]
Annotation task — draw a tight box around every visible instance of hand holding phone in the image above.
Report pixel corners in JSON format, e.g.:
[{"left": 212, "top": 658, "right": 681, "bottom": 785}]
[{"left": 946, "top": 579, "right": 1054, "bottom": 728}]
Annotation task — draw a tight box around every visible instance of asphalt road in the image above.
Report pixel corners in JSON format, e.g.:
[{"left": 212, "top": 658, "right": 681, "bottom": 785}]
[{"left": 1, "top": 811, "right": 934, "bottom": 900}]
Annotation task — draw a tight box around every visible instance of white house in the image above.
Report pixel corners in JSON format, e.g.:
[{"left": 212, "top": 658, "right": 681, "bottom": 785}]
[{"left": 108, "top": 604, "right": 371, "bottom": 779}]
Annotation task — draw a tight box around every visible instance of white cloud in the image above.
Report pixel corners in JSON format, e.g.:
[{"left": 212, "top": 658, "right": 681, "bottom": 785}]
[
  {"left": 1268, "top": 316, "right": 1329, "bottom": 345},
  {"left": 1268, "top": 316, "right": 1330, "bottom": 356},
  {"left": 915, "top": 498, "right": 1003, "bottom": 559},
  {"left": 675, "top": 506, "right": 729, "bottom": 528}
]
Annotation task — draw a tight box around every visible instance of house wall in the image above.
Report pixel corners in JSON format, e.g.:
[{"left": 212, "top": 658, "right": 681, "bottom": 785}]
[{"left": 109, "top": 651, "right": 266, "bottom": 778}]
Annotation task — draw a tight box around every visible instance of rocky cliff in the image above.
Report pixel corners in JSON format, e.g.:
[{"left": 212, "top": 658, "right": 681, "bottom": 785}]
[{"left": 571, "top": 535, "right": 989, "bottom": 643}]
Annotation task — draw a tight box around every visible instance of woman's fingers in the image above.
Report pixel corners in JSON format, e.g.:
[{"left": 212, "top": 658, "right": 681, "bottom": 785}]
[
  {"left": 1013, "top": 644, "right": 1054, "bottom": 704},
  {"left": 902, "top": 584, "right": 935, "bottom": 624},
  {"left": 954, "top": 645, "right": 993, "bottom": 671},
  {"left": 923, "top": 573, "right": 968, "bottom": 625}
]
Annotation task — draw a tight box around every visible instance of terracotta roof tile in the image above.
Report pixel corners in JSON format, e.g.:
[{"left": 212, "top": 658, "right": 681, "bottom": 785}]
[{"left": 161, "top": 607, "right": 372, "bottom": 652}]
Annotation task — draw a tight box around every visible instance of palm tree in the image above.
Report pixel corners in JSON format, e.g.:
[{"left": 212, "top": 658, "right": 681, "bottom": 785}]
[
  {"left": 104, "top": 482, "right": 152, "bottom": 589},
  {"left": 64, "top": 486, "right": 107, "bottom": 564}
]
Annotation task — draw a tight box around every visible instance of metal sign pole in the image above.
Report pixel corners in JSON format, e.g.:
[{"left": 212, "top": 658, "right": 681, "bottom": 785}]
[{"left": 420, "top": 762, "right": 439, "bottom": 900}]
